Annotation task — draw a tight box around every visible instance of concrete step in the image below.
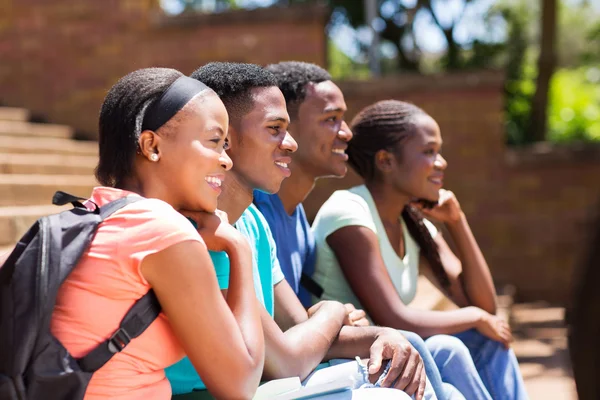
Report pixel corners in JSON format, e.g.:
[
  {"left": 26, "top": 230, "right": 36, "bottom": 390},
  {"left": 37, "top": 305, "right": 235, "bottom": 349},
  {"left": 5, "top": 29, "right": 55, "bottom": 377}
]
[
  {"left": 412, "top": 275, "right": 458, "bottom": 311},
  {"left": 0, "top": 107, "right": 30, "bottom": 122},
  {"left": 497, "top": 284, "right": 517, "bottom": 323},
  {"left": 0, "top": 120, "right": 73, "bottom": 139},
  {"left": 0, "top": 135, "right": 97, "bottom": 156},
  {"left": 0, "top": 153, "right": 96, "bottom": 175},
  {"left": 511, "top": 303, "right": 576, "bottom": 399},
  {"left": 0, "top": 174, "right": 95, "bottom": 206},
  {"left": 0, "top": 204, "right": 70, "bottom": 246},
  {"left": 0, "top": 244, "right": 13, "bottom": 266}
]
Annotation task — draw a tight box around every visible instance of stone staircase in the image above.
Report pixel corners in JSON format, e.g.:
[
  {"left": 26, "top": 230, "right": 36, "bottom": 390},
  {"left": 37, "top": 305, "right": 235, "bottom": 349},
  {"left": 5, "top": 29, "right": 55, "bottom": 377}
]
[{"left": 0, "top": 107, "right": 97, "bottom": 251}]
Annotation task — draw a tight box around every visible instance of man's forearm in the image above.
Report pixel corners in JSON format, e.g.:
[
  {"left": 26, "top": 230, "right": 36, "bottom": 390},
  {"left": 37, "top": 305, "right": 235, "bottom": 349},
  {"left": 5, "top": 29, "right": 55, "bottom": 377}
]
[
  {"left": 324, "top": 325, "right": 387, "bottom": 360},
  {"left": 264, "top": 301, "right": 346, "bottom": 380}
]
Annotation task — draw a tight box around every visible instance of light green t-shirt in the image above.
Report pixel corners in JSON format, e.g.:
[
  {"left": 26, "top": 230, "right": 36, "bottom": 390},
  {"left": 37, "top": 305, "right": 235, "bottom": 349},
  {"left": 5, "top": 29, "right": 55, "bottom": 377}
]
[{"left": 311, "top": 184, "right": 437, "bottom": 310}]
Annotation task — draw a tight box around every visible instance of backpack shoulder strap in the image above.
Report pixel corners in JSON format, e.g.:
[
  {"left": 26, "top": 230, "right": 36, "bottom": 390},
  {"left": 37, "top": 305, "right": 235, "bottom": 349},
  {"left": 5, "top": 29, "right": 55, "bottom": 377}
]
[
  {"left": 53, "top": 191, "right": 144, "bottom": 216},
  {"left": 300, "top": 272, "right": 324, "bottom": 299},
  {"left": 98, "top": 195, "right": 144, "bottom": 219},
  {"left": 78, "top": 289, "right": 161, "bottom": 372},
  {"left": 52, "top": 191, "right": 89, "bottom": 209},
  {"left": 77, "top": 194, "right": 160, "bottom": 372}
]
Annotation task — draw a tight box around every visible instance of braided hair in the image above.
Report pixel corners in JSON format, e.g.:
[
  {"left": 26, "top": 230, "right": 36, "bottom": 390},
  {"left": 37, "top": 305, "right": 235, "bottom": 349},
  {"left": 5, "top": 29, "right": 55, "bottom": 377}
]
[{"left": 348, "top": 100, "right": 450, "bottom": 290}]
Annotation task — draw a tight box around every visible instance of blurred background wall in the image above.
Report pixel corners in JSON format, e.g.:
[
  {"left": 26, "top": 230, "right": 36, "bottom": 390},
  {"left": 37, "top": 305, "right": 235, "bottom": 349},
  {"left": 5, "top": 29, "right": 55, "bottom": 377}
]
[
  {"left": 0, "top": 1, "right": 329, "bottom": 137},
  {"left": 0, "top": 0, "right": 598, "bottom": 304}
]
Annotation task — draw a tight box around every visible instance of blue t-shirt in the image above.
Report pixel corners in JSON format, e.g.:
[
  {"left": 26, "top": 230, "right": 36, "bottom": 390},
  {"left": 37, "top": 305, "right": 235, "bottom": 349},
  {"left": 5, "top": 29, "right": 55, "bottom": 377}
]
[
  {"left": 253, "top": 191, "right": 316, "bottom": 308},
  {"left": 165, "top": 204, "right": 285, "bottom": 394}
]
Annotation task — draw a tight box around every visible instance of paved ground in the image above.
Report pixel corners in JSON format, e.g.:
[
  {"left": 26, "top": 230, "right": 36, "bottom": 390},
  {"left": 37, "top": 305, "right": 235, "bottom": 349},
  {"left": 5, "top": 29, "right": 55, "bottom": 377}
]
[{"left": 511, "top": 302, "right": 577, "bottom": 399}]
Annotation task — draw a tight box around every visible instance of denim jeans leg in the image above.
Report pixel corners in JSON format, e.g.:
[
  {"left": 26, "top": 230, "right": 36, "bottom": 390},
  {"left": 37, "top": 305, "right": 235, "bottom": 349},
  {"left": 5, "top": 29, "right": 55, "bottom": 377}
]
[
  {"left": 453, "top": 329, "right": 529, "bottom": 400},
  {"left": 441, "top": 383, "right": 466, "bottom": 400},
  {"left": 400, "top": 330, "right": 451, "bottom": 400},
  {"left": 425, "top": 334, "right": 493, "bottom": 400}
]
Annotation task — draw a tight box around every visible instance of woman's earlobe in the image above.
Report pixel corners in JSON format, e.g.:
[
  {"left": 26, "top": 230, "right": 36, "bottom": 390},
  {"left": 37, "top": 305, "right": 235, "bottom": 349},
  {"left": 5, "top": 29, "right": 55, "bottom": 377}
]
[
  {"left": 375, "top": 150, "right": 394, "bottom": 173},
  {"left": 138, "top": 130, "right": 161, "bottom": 160}
]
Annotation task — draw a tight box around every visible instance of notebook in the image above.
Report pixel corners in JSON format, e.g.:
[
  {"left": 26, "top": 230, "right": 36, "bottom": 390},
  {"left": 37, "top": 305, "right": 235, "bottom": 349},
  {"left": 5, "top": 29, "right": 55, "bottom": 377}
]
[{"left": 252, "top": 370, "right": 355, "bottom": 400}]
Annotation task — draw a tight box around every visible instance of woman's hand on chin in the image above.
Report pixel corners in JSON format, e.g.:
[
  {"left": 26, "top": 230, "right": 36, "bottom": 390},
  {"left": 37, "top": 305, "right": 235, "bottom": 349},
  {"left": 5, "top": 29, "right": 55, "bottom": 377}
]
[
  {"left": 415, "top": 189, "right": 463, "bottom": 224},
  {"left": 181, "top": 209, "right": 244, "bottom": 252}
]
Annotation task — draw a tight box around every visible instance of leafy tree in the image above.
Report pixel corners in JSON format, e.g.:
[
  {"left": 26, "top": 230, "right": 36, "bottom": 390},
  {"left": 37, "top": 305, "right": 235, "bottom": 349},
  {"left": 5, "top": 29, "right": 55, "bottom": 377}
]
[
  {"left": 327, "top": 0, "right": 494, "bottom": 71},
  {"left": 529, "top": 0, "right": 558, "bottom": 142},
  {"left": 164, "top": 0, "right": 599, "bottom": 144},
  {"left": 548, "top": 67, "right": 600, "bottom": 142}
]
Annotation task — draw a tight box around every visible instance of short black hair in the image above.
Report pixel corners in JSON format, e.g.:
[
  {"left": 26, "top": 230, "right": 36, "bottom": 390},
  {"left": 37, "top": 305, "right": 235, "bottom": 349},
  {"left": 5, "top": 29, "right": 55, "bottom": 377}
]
[
  {"left": 190, "top": 62, "right": 277, "bottom": 121},
  {"left": 265, "top": 61, "right": 331, "bottom": 115},
  {"left": 96, "top": 67, "right": 183, "bottom": 188}
]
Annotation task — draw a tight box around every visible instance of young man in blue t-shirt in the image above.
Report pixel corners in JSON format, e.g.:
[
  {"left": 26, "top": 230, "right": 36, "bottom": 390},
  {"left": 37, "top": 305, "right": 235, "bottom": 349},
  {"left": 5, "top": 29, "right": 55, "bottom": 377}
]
[
  {"left": 253, "top": 62, "right": 352, "bottom": 308},
  {"left": 166, "top": 62, "right": 428, "bottom": 399}
]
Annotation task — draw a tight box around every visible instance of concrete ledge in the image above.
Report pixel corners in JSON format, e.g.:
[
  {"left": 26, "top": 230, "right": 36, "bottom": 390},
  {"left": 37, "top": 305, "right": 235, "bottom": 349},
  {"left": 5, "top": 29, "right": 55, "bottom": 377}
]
[
  {"left": 506, "top": 142, "right": 600, "bottom": 167},
  {"left": 0, "top": 108, "right": 30, "bottom": 122},
  {"left": 0, "top": 136, "right": 97, "bottom": 156},
  {"left": 0, "top": 174, "right": 96, "bottom": 206},
  {"left": 0, "top": 244, "right": 14, "bottom": 258},
  {"left": 152, "top": 2, "right": 330, "bottom": 29},
  {"left": 339, "top": 70, "right": 506, "bottom": 96},
  {"left": 0, "top": 121, "right": 74, "bottom": 139},
  {"left": 0, "top": 204, "right": 70, "bottom": 245},
  {"left": 411, "top": 275, "right": 457, "bottom": 311},
  {"left": 0, "top": 153, "right": 96, "bottom": 175}
]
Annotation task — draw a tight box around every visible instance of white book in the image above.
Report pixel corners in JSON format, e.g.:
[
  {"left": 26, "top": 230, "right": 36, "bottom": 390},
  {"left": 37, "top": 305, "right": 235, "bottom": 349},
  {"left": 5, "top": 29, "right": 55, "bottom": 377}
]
[{"left": 253, "top": 365, "right": 357, "bottom": 400}]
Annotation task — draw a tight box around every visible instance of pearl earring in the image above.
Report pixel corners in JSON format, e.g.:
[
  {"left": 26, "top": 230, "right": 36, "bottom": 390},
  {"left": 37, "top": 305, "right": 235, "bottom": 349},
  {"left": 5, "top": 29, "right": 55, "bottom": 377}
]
[{"left": 150, "top": 153, "right": 159, "bottom": 162}]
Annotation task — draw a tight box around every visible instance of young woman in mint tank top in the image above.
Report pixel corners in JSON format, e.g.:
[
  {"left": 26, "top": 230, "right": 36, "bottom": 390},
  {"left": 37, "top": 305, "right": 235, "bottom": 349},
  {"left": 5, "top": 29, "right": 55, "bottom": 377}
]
[{"left": 311, "top": 100, "right": 529, "bottom": 400}]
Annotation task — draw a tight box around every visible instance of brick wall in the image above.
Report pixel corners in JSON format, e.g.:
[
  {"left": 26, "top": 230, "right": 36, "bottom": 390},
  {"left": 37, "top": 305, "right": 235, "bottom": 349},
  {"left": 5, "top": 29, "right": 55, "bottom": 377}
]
[
  {"left": 0, "top": 0, "right": 329, "bottom": 138},
  {"left": 1, "top": 1, "right": 597, "bottom": 303},
  {"left": 303, "top": 71, "right": 600, "bottom": 304}
]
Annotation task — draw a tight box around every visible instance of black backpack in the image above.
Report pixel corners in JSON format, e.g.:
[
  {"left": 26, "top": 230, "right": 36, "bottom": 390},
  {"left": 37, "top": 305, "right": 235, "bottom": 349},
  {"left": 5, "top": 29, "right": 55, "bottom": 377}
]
[{"left": 0, "top": 191, "right": 162, "bottom": 400}]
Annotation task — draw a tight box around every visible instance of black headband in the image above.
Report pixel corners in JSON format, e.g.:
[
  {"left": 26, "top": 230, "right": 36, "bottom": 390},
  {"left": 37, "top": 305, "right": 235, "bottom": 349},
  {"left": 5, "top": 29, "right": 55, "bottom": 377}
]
[{"left": 142, "top": 76, "right": 209, "bottom": 132}]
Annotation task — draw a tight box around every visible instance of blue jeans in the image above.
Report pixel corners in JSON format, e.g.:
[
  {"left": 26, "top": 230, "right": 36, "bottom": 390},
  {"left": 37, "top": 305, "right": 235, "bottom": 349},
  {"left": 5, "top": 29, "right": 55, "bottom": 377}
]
[
  {"left": 401, "top": 331, "right": 463, "bottom": 400},
  {"left": 426, "top": 330, "right": 529, "bottom": 400}
]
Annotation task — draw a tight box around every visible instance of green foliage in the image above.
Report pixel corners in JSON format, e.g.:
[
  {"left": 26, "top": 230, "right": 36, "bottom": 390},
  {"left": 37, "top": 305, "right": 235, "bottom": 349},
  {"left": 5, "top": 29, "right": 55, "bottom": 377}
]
[
  {"left": 505, "top": 61, "right": 536, "bottom": 145},
  {"left": 498, "top": 1, "right": 536, "bottom": 145},
  {"left": 164, "top": 0, "right": 599, "bottom": 145},
  {"left": 581, "top": 22, "right": 600, "bottom": 65},
  {"left": 500, "top": 0, "right": 600, "bottom": 144},
  {"left": 547, "top": 67, "right": 600, "bottom": 142},
  {"left": 328, "top": 41, "right": 370, "bottom": 80}
]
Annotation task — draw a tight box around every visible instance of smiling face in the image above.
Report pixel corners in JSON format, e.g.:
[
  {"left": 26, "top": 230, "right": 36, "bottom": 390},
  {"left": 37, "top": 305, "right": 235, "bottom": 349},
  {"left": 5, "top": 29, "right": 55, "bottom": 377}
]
[
  {"left": 149, "top": 91, "right": 232, "bottom": 212},
  {"left": 226, "top": 86, "right": 297, "bottom": 194},
  {"left": 290, "top": 80, "right": 352, "bottom": 179},
  {"left": 386, "top": 114, "right": 447, "bottom": 202}
]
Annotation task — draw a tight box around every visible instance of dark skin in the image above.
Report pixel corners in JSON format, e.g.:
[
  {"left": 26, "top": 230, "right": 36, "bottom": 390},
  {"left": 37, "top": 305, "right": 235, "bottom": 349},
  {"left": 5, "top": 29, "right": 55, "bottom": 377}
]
[
  {"left": 273, "top": 81, "right": 426, "bottom": 397},
  {"left": 212, "top": 84, "right": 425, "bottom": 397},
  {"left": 278, "top": 80, "right": 353, "bottom": 215},
  {"left": 326, "top": 114, "right": 512, "bottom": 347}
]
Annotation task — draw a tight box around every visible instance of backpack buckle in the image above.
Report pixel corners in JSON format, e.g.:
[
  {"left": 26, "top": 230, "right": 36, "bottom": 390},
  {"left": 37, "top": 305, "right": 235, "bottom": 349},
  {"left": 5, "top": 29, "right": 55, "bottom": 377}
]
[{"left": 107, "top": 328, "right": 132, "bottom": 354}]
